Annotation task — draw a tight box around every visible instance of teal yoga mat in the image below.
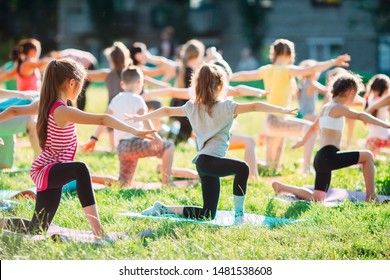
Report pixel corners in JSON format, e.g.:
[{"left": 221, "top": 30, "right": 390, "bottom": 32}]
[{"left": 121, "top": 210, "right": 300, "bottom": 228}]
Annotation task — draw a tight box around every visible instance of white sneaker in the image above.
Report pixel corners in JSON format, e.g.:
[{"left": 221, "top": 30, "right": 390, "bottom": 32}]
[
  {"left": 141, "top": 201, "right": 170, "bottom": 216},
  {"left": 234, "top": 214, "right": 245, "bottom": 226}
]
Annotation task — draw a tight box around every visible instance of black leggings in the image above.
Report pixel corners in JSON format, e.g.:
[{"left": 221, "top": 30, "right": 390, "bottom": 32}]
[
  {"left": 183, "top": 154, "right": 249, "bottom": 220},
  {"left": 314, "top": 145, "right": 359, "bottom": 192},
  {"left": 30, "top": 162, "right": 96, "bottom": 233}
]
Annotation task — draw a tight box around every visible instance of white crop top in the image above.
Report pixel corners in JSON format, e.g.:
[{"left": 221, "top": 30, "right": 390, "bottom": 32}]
[{"left": 319, "top": 102, "right": 345, "bottom": 131}]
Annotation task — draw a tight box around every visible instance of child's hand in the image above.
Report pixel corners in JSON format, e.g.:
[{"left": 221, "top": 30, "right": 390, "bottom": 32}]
[
  {"left": 334, "top": 54, "right": 351, "bottom": 68},
  {"left": 0, "top": 137, "right": 4, "bottom": 146},
  {"left": 81, "top": 140, "right": 96, "bottom": 153},
  {"left": 124, "top": 114, "right": 142, "bottom": 122},
  {"left": 135, "top": 129, "right": 158, "bottom": 140},
  {"left": 282, "top": 108, "right": 299, "bottom": 116}
]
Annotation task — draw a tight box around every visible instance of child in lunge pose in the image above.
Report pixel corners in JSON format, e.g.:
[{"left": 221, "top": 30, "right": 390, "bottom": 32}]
[
  {"left": 231, "top": 38, "right": 350, "bottom": 173},
  {"left": 128, "top": 63, "right": 297, "bottom": 225},
  {"left": 272, "top": 73, "right": 390, "bottom": 202},
  {"left": 0, "top": 59, "right": 155, "bottom": 240}
]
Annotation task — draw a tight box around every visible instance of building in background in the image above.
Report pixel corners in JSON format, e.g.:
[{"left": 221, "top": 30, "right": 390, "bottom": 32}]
[{"left": 1, "top": 0, "right": 388, "bottom": 76}]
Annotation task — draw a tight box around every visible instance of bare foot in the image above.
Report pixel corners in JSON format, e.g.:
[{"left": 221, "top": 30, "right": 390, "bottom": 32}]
[{"left": 365, "top": 194, "right": 380, "bottom": 204}]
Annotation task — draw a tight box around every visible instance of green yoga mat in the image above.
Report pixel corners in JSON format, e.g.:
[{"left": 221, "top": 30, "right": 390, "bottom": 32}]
[{"left": 121, "top": 210, "right": 300, "bottom": 228}]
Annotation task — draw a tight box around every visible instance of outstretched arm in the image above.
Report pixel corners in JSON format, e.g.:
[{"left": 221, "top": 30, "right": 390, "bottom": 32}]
[
  {"left": 0, "top": 66, "right": 17, "bottom": 82},
  {"left": 234, "top": 101, "right": 297, "bottom": 115},
  {"left": 311, "top": 80, "right": 329, "bottom": 95},
  {"left": 342, "top": 106, "right": 390, "bottom": 129},
  {"left": 126, "top": 106, "right": 185, "bottom": 122},
  {"left": 288, "top": 54, "right": 350, "bottom": 78},
  {"left": 227, "top": 85, "right": 266, "bottom": 98},
  {"left": 53, "top": 106, "right": 156, "bottom": 140},
  {"left": 86, "top": 68, "right": 110, "bottom": 82},
  {"left": 142, "top": 87, "right": 190, "bottom": 101},
  {"left": 292, "top": 118, "right": 319, "bottom": 149},
  {"left": 365, "top": 95, "right": 390, "bottom": 115},
  {"left": 0, "top": 100, "right": 39, "bottom": 123},
  {"left": 0, "top": 89, "right": 37, "bottom": 100},
  {"left": 230, "top": 67, "right": 262, "bottom": 82},
  {"left": 144, "top": 76, "right": 171, "bottom": 88}
]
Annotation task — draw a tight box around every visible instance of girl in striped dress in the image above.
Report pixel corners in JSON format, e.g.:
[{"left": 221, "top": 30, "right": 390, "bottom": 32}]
[{"left": 0, "top": 58, "right": 155, "bottom": 241}]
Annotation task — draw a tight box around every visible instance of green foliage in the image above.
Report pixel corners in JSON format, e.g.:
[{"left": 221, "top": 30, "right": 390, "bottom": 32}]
[{"left": 0, "top": 84, "right": 389, "bottom": 260}]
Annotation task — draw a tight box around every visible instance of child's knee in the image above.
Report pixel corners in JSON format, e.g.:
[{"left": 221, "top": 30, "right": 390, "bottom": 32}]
[{"left": 359, "top": 150, "right": 374, "bottom": 163}]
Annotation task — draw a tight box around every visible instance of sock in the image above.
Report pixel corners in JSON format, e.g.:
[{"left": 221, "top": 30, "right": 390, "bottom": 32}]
[{"left": 233, "top": 195, "right": 245, "bottom": 217}]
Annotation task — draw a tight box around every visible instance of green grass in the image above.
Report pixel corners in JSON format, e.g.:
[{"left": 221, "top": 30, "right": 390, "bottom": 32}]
[{"left": 1, "top": 84, "right": 389, "bottom": 260}]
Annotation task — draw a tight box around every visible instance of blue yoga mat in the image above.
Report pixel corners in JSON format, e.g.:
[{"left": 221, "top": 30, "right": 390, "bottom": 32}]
[{"left": 120, "top": 210, "right": 300, "bottom": 228}]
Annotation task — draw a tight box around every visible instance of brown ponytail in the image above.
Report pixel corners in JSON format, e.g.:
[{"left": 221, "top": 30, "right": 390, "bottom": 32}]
[
  {"left": 193, "top": 63, "right": 225, "bottom": 117},
  {"left": 37, "top": 59, "right": 86, "bottom": 149}
]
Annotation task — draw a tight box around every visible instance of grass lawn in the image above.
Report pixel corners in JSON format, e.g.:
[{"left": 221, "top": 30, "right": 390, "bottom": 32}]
[{"left": 0, "top": 83, "right": 389, "bottom": 260}]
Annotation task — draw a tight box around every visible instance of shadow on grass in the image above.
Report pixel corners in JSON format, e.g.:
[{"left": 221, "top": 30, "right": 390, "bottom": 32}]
[{"left": 265, "top": 199, "right": 311, "bottom": 219}]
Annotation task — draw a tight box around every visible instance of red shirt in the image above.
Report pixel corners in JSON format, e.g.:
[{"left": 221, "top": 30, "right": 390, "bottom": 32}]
[{"left": 30, "top": 102, "right": 77, "bottom": 191}]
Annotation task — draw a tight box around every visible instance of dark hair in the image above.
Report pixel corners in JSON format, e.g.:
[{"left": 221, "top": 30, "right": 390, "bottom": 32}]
[
  {"left": 364, "top": 74, "right": 390, "bottom": 117},
  {"left": 331, "top": 73, "right": 363, "bottom": 98},
  {"left": 269, "top": 39, "right": 295, "bottom": 63},
  {"left": 37, "top": 59, "right": 86, "bottom": 149},
  {"left": 193, "top": 63, "right": 226, "bottom": 116},
  {"left": 129, "top": 42, "right": 146, "bottom": 65},
  {"left": 176, "top": 39, "right": 205, "bottom": 88},
  {"left": 10, "top": 48, "right": 18, "bottom": 61},
  {"left": 16, "top": 38, "right": 41, "bottom": 74},
  {"left": 104, "top": 42, "right": 132, "bottom": 75},
  {"left": 212, "top": 59, "right": 233, "bottom": 80},
  {"left": 121, "top": 65, "right": 143, "bottom": 85}
]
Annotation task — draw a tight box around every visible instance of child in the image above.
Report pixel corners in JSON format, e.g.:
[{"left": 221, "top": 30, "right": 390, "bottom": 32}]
[
  {"left": 296, "top": 59, "right": 329, "bottom": 122},
  {"left": 141, "top": 72, "right": 267, "bottom": 180},
  {"left": 363, "top": 74, "right": 390, "bottom": 157},
  {"left": 231, "top": 38, "right": 350, "bottom": 173},
  {"left": 87, "top": 41, "right": 169, "bottom": 151},
  {"left": 83, "top": 66, "right": 197, "bottom": 186},
  {"left": 0, "top": 59, "right": 155, "bottom": 240},
  {"left": 0, "top": 38, "right": 50, "bottom": 91},
  {"left": 0, "top": 89, "right": 39, "bottom": 169},
  {"left": 128, "top": 63, "right": 297, "bottom": 225},
  {"left": 272, "top": 73, "right": 390, "bottom": 202}
]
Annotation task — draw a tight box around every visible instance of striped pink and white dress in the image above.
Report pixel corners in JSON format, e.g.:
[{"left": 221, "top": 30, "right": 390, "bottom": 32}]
[{"left": 30, "top": 101, "right": 77, "bottom": 192}]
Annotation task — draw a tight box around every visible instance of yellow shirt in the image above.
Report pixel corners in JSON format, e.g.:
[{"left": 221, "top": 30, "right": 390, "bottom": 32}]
[{"left": 259, "top": 64, "right": 296, "bottom": 108}]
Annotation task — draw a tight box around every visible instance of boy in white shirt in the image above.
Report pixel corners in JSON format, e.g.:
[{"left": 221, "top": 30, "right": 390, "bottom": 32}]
[{"left": 86, "top": 66, "right": 175, "bottom": 186}]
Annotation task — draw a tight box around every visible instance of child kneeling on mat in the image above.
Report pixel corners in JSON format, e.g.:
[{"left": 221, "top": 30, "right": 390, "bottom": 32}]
[{"left": 128, "top": 63, "right": 297, "bottom": 225}]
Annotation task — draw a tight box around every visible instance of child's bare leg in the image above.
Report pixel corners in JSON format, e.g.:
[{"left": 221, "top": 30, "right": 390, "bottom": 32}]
[
  {"left": 83, "top": 204, "right": 105, "bottom": 238},
  {"left": 161, "top": 145, "right": 174, "bottom": 185},
  {"left": 231, "top": 134, "right": 260, "bottom": 180},
  {"left": 266, "top": 136, "right": 284, "bottom": 170},
  {"left": 272, "top": 181, "right": 315, "bottom": 200},
  {"left": 357, "top": 151, "right": 378, "bottom": 202},
  {"left": 91, "top": 175, "right": 118, "bottom": 186},
  {"left": 345, "top": 119, "right": 356, "bottom": 148},
  {"left": 156, "top": 164, "right": 199, "bottom": 179},
  {"left": 303, "top": 133, "right": 316, "bottom": 172},
  {"left": 108, "top": 128, "right": 115, "bottom": 152}
]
